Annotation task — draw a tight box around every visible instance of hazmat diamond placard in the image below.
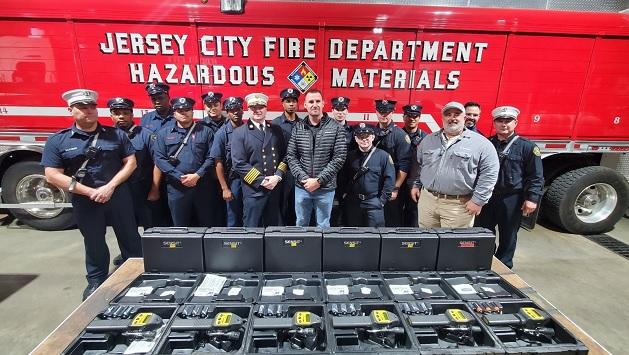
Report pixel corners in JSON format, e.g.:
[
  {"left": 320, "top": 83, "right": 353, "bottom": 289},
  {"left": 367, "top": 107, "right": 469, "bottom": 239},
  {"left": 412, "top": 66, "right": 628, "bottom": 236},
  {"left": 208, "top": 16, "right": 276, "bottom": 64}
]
[{"left": 288, "top": 61, "right": 318, "bottom": 93}]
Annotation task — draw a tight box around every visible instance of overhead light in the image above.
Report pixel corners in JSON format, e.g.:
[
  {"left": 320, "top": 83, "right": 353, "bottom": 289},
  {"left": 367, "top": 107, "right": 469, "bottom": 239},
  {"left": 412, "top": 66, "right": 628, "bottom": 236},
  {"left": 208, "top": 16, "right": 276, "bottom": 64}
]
[
  {"left": 373, "top": 27, "right": 383, "bottom": 34},
  {"left": 221, "top": 0, "right": 244, "bottom": 14}
]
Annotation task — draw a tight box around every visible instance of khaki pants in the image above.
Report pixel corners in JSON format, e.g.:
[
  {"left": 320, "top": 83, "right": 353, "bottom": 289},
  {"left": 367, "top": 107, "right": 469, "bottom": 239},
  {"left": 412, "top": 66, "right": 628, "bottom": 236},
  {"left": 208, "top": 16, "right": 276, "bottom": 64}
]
[{"left": 418, "top": 189, "right": 475, "bottom": 228}]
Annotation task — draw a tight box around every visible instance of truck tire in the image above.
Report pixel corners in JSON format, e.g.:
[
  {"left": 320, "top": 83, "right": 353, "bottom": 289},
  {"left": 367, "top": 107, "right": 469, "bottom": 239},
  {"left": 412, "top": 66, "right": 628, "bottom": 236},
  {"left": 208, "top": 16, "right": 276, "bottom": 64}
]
[
  {"left": 543, "top": 166, "right": 629, "bottom": 234},
  {"left": 1, "top": 161, "right": 75, "bottom": 231}
]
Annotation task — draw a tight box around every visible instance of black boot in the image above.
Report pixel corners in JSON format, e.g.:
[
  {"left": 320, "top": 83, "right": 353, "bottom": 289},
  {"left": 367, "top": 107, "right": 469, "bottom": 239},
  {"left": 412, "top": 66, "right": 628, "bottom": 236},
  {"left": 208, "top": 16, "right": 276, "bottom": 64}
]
[
  {"left": 82, "top": 280, "right": 103, "bottom": 301},
  {"left": 112, "top": 254, "right": 124, "bottom": 266}
]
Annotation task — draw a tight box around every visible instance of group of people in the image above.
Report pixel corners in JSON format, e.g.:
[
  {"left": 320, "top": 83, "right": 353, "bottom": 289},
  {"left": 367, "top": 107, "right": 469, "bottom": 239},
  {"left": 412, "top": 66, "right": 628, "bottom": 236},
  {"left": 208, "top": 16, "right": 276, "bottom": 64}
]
[{"left": 41, "top": 84, "right": 543, "bottom": 299}]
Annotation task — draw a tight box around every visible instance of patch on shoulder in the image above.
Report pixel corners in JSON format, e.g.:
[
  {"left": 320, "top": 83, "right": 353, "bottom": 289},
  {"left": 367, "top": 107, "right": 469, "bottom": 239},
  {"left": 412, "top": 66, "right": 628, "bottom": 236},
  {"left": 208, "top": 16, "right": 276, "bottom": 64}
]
[{"left": 533, "top": 146, "right": 541, "bottom": 156}]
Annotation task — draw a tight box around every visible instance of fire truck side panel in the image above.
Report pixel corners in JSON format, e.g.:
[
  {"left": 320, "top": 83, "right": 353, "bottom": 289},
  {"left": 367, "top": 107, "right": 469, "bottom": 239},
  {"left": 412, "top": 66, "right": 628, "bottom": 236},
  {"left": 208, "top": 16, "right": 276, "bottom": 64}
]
[
  {"left": 1, "top": 20, "right": 81, "bottom": 131},
  {"left": 74, "top": 22, "right": 203, "bottom": 107},
  {"left": 496, "top": 35, "right": 595, "bottom": 140},
  {"left": 194, "top": 25, "right": 322, "bottom": 115},
  {"left": 405, "top": 32, "right": 508, "bottom": 135},
  {"left": 321, "top": 28, "right": 417, "bottom": 114},
  {"left": 574, "top": 37, "right": 629, "bottom": 140}
]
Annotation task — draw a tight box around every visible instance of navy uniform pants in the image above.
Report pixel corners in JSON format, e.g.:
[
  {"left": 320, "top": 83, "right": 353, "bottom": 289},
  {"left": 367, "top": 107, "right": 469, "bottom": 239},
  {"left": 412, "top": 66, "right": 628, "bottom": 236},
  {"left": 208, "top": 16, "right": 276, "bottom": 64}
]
[
  {"left": 149, "top": 181, "right": 172, "bottom": 227},
  {"left": 207, "top": 172, "right": 227, "bottom": 227},
  {"left": 330, "top": 194, "right": 347, "bottom": 227},
  {"left": 279, "top": 172, "right": 296, "bottom": 226},
  {"left": 399, "top": 183, "right": 418, "bottom": 227},
  {"left": 243, "top": 188, "right": 281, "bottom": 227},
  {"left": 226, "top": 178, "right": 243, "bottom": 227},
  {"left": 384, "top": 197, "right": 402, "bottom": 227},
  {"left": 72, "top": 183, "right": 142, "bottom": 283},
  {"left": 344, "top": 196, "right": 385, "bottom": 227},
  {"left": 475, "top": 192, "right": 523, "bottom": 269},
  {"left": 166, "top": 177, "right": 213, "bottom": 227},
  {"left": 129, "top": 179, "right": 153, "bottom": 228}
]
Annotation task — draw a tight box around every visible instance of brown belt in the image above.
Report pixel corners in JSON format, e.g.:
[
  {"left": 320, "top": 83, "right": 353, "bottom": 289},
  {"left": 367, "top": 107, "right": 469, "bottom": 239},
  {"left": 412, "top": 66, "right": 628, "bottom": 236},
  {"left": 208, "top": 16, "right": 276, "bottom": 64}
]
[{"left": 424, "top": 188, "right": 472, "bottom": 200}]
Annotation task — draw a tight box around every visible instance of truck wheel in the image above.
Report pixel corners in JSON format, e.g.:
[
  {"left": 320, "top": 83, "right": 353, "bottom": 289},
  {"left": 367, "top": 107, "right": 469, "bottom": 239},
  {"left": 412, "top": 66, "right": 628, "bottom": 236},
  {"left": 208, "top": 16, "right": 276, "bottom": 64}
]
[
  {"left": 1, "top": 161, "right": 75, "bottom": 231},
  {"left": 543, "top": 166, "right": 629, "bottom": 234}
]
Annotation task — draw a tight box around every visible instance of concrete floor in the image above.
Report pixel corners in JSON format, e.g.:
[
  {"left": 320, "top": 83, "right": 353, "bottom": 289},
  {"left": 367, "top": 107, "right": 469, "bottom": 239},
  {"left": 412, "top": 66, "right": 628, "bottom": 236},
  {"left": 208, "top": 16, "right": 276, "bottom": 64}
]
[{"left": 0, "top": 217, "right": 627, "bottom": 354}]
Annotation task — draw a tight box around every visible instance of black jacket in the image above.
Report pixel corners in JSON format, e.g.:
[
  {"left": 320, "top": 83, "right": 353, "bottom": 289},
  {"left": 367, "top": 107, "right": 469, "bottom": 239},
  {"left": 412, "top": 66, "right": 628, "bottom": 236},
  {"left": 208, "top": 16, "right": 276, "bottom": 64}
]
[{"left": 286, "top": 113, "right": 347, "bottom": 190}]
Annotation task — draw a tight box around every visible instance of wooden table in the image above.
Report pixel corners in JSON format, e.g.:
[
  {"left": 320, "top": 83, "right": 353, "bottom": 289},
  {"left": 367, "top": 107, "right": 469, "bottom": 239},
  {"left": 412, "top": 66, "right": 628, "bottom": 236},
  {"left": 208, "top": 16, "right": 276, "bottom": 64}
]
[{"left": 31, "top": 257, "right": 610, "bottom": 354}]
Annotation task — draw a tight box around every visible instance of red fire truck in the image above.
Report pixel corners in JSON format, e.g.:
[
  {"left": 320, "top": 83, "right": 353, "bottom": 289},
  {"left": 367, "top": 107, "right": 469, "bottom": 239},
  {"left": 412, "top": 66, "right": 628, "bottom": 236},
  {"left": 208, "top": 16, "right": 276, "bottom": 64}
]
[{"left": 1, "top": 0, "right": 628, "bottom": 234}]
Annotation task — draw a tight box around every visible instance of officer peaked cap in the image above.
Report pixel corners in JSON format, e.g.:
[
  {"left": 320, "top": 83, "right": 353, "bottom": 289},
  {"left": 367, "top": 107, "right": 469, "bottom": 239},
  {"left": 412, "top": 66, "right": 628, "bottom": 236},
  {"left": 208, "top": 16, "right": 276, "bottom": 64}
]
[
  {"left": 280, "top": 88, "right": 300, "bottom": 100},
  {"left": 403, "top": 104, "right": 422, "bottom": 116},
  {"left": 354, "top": 122, "right": 375, "bottom": 136},
  {"left": 332, "top": 97, "right": 350, "bottom": 110},
  {"left": 202, "top": 91, "right": 223, "bottom": 104},
  {"left": 145, "top": 82, "right": 169, "bottom": 96},
  {"left": 171, "top": 97, "right": 195, "bottom": 110},
  {"left": 492, "top": 106, "right": 520, "bottom": 120},
  {"left": 223, "top": 96, "right": 244, "bottom": 110},
  {"left": 62, "top": 89, "right": 98, "bottom": 106}
]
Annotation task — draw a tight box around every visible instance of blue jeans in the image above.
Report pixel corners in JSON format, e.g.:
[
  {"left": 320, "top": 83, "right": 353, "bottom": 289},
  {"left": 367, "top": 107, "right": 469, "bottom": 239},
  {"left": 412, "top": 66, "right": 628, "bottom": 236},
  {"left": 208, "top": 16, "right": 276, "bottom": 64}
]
[{"left": 294, "top": 186, "right": 335, "bottom": 228}]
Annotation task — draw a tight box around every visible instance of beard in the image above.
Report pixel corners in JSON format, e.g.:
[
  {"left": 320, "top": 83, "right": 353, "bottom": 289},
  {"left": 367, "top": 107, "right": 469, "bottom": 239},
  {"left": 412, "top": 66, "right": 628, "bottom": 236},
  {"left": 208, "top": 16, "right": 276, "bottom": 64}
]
[{"left": 444, "top": 121, "right": 464, "bottom": 135}]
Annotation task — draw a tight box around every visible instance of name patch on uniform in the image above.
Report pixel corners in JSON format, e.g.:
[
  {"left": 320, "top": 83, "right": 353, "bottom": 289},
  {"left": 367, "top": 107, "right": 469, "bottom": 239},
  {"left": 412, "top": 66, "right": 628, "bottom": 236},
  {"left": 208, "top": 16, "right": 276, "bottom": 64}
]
[{"left": 63, "top": 147, "right": 78, "bottom": 152}]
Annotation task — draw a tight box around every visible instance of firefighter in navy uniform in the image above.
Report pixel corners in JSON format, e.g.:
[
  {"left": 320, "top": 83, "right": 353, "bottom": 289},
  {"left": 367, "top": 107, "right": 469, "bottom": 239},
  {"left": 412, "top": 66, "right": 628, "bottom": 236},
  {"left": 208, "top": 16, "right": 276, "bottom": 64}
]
[
  {"left": 42, "top": 89, "right": 142, "bottom": 300},
  {"left": 331, "top": 97, "right": 354, "bottom": 148},
  {"left": 330, "top": 96, "right": 354, "bottom": 226},
  {"left": 140, "top": 82, "right": 173, "bottom": 227},
  {"left": 210, "top": 96, "right": 245, "bottom": 227},
  {"left": 232, "top": 93, "right": 288, "bottom": 227},
  {"left": 108, "top": 97, "right": 157, "bottom": 229},
  {"left": 401, "top": 104, "right": 426, "bottom": 227},
  {"left": 200, "top": 91, "right": 227, "bottom": 226},
  {"left": 343, "top": 123, "right": 395, "bottom": 227},
  {"left": 153, "top": 97, "right": 215, "bottom": 227},
  {"left": 201, "top": 91, "right": 226, "bottom": 133},
  {"left": 272, "top": 88, "right": 301, "bottom": 225},
  {"left": 272, "top": 88, "right": 301, "bottom": 142},
  {"left": 140, "top": 82, "right": 174, "bottom": 132},
  {"left": 475, "top": 106, "right": 544, "bottom": 269},
  {"left": 372, "top": 99, "right": 412, "bottom": 226}
]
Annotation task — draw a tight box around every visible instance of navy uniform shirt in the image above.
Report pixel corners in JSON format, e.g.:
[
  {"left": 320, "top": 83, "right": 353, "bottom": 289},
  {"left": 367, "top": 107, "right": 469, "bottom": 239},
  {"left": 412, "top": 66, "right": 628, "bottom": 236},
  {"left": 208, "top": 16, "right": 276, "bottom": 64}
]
[
  {"left": 272, "top": 113, "right": 301, "bottom": 145},
  {"left": 140, "top": 109, "right": 174, "bottom": 133},
  {"left": 404, "top": 128, "right": 427, "bottom": 186},
  {"left": 41, "top": 124, "right": 135, "bottom": 188},
  {"left": 153, "top": 122, "right": 214, "bottom": 184},
  {"left": 404, "top": 128, "right": 426, "bottom": 150},
  {"left": 344, "top": 147, "right": 396, "bottom": 208},
  {"left": 490, "top": 133, "right": 544, "bottom": 203},
  {"left": 373, "top": 121, "right": 412, "bottom": 173},
  {"left": 340, "top": 122, "right": 355, "bottom": 150},
  {"left": 210, "top": 121, "right": 240, "bottom": 181},
  {"left": 231, "top": 121, "right": 288, "bottom": 197},
  {"left": 120, "top": 125, "right": 154, "bottom": 184},
  {"left": 202, "top": 115, "right": 226, "bottom": 134}
]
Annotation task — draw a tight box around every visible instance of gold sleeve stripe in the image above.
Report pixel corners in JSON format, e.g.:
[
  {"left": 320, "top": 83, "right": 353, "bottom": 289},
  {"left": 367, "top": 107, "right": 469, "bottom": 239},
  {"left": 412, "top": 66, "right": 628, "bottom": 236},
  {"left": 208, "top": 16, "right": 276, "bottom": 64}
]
[
  {"left": 244, "top": 168, "right": 261, "bottom": 184},
  {"left": 278, "top": 162, "right": 288, "bottom": 172}
]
